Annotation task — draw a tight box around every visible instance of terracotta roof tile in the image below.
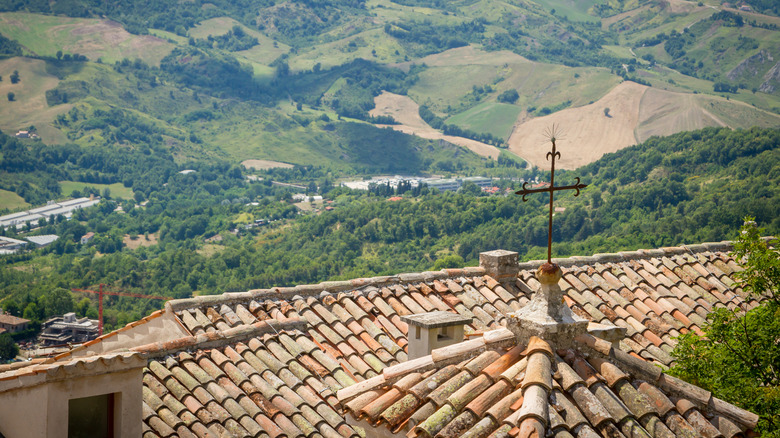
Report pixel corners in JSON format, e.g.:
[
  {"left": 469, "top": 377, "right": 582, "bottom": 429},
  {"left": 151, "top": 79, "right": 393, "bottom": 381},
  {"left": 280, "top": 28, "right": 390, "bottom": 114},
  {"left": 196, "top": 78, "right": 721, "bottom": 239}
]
[
  {"left": 523, "top": 351, "right": 553, "bottom": 391},
  {"left": 711, "top": 415, "right": 744, "bottom": 438},
  {"left": 360, "top": 373, "right": 422, "bottom": 421},
  {"left": 132, "top": 242, "right": 772, "bottom": 437},
  {"left": 428, "top": 370, "right": 474, "bottom": 407},
  {"left": 448, "top": 374, "right": 493, "bottom": 411}
]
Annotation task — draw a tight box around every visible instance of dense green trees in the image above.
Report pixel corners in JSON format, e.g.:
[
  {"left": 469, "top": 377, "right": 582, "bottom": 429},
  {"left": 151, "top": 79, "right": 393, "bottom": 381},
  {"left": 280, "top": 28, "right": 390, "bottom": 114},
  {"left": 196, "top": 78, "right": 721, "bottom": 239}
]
[
  {"left": 0, "top": 33, "right": 21, "bottom": 56},
  {"left": 497, "top": 89, "right": 519, "bottom": 104},
  {"left": 1, "top": 127, "right": 778, "bottom": 334},
  {"left": 0, "top": 334, "right": 18, "bottom": 361},
  {"left": 0, "top": 127, "right": 175, "bottom": 205}
]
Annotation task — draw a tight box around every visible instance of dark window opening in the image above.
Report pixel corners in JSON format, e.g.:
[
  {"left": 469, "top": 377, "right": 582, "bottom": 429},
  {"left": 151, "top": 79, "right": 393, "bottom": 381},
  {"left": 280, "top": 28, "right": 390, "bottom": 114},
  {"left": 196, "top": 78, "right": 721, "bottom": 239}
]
[
  {"left": 437, "top": 326, "right": 454, "bottom": 341},
  {"left": 68, "top": 393, "right": 115, "bottom": 438}
]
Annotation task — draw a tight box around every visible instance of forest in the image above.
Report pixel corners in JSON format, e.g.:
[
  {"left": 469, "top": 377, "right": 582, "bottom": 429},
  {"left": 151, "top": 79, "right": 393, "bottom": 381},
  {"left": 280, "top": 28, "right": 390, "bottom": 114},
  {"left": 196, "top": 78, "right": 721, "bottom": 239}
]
[{"left": 1, "top": 126, "right": 778, "bottom": 333}]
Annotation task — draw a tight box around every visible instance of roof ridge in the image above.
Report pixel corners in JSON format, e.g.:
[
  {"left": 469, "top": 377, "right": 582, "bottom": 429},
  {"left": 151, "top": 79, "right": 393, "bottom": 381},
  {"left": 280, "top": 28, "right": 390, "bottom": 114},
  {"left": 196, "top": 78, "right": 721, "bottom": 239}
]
[
  {"left": 163, "top": 236, "right": 778, "bottom": 313},
  {"left": 130, "top": 318, "right": 307, "bottom": 359},
  {"left": 574, "top": 332, "right": 759, "bottom": 430},
  {"left": 0, "top": 352, "right": 145, "bottom": 392},
  {"left": 519, "top": 239, "right": 743, "bottom": 270},
  {"left": 337, "top": 327, "right": 515, "bottom": 403},
  {"left": 52, "top": 309, "right": 168, "bottom": 361},
  {"left": 165, "top": 266, "right": 487, "bottom": 313}
]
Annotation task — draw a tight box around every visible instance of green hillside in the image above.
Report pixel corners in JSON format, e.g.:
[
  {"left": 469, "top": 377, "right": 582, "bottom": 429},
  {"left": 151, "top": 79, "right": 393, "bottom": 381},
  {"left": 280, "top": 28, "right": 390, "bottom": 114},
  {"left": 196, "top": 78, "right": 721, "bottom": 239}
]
[
  {"left": 0, "top": 0, "right": 777, "bottom": 198},
  {"left": 0, "top": 127, "right": 777, "bottom": 333},
  {"left": 446, "top": 102, "right": 522, "bottom": 141}
]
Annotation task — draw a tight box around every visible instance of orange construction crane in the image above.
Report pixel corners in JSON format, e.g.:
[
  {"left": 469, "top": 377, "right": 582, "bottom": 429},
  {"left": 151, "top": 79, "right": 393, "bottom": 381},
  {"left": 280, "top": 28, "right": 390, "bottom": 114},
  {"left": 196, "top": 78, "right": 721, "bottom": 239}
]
[{"left": 71, "top": 284, "right": 168, "bottom": 336}]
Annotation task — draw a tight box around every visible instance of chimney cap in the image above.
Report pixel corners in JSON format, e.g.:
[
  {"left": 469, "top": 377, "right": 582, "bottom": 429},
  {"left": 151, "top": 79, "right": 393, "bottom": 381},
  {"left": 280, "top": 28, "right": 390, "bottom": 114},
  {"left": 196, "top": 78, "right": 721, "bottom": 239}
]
[
  {"left": 401, "top": 311, "right": 472, "bottom": 329},
  {"left": 479, "top": 249, "right": 519, "bottom": 283}
]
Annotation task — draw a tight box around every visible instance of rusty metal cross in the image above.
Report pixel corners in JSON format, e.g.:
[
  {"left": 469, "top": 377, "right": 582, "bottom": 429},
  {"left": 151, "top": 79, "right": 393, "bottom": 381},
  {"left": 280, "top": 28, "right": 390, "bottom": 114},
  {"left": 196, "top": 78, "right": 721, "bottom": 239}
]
[{"left": 516, "top": 129, "right": 587, "bottom": 263}]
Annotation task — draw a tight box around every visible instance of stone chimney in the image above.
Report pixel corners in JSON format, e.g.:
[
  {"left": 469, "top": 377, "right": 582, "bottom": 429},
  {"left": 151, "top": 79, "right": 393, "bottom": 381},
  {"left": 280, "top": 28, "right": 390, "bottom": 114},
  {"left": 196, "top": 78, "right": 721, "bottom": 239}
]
[
  {"left": 479, "top": 250, "right": 519, "bottom": 284},
  {"left": 401, "top": 311, "right": 472, "bottom": 360},
  {"left": 506, "top": 263, "right": 588, "bottom": 348}
]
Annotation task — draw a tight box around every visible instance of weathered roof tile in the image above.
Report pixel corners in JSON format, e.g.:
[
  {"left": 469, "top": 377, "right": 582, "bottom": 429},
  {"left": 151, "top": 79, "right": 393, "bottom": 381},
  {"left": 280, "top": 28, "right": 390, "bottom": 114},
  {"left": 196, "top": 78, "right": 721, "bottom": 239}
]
[{"left": 132, "top": 242, "right": 769, "bottom": 437}]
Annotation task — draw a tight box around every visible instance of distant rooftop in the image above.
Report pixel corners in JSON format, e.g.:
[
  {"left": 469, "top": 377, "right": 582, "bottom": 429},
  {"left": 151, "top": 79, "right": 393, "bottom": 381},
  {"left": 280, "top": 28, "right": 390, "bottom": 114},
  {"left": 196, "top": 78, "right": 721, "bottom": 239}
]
[{"left": 26, "top": 235, "right": 59, "bottom": 247}]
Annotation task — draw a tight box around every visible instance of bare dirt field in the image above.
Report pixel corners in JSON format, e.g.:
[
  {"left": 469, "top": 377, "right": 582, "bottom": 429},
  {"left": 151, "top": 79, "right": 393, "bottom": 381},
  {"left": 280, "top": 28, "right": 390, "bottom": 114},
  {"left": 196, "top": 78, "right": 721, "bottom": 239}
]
[
  {"left": 241, "top": 159, "right": 295, "bottom": 170},
  {"left": 635, "top": 87, "right": 727, "bottom": 142},
  {"left": 123, "top": 233, "right": 158, "bottom": 250},
  {"left": 370, "top": 91, "right": 501, "bottom": 159},
  {"left": 507, "top": 81, "right": 648, "bottom": 170}
]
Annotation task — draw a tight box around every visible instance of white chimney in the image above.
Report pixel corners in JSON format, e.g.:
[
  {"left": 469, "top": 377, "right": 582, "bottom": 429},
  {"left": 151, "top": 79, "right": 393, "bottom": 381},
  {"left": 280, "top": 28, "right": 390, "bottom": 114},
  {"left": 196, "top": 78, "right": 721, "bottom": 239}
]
[{"left": 401, "top": 311, "right": 472, "bottom": 360}]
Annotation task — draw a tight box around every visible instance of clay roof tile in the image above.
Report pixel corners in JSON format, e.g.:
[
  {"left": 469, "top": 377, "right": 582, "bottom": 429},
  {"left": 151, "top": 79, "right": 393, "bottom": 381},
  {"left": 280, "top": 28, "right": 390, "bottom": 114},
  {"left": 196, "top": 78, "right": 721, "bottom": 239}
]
[{"left": 523, "top": 351, "right": 553, "bottom": 391}]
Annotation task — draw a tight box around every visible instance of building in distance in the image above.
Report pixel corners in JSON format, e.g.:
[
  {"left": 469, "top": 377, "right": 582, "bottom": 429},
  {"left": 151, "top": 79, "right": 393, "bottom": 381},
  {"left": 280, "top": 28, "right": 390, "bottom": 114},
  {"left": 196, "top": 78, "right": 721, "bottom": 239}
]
[
  {"left": 0, "top": 312, "right": 30, "bottom": 334},
  {"left": 38, "top": 313, "right": 100, "bottom": 346},
  {"left": 0, "top": 197, "right": 100, "bottom": 230},
  {"left": 0, "top": 236, "right": 28, "bottom": 255},
  {"left": 25, "top": 234, "right": 59, "bottom": 248}
]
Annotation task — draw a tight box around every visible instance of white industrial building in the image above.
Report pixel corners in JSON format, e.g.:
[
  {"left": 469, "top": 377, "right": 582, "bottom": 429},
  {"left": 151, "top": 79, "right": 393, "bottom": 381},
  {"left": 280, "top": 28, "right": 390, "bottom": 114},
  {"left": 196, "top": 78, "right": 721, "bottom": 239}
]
[{"left": 0, "top": 197, "right": 100, "bottom": 230}]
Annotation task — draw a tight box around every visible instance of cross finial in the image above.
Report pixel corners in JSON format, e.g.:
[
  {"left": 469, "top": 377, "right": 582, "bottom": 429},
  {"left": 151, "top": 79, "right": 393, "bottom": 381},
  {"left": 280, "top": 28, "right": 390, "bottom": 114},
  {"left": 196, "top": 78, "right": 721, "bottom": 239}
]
[{"left": 516, "top": 126, "right": 587, "bottom": 264}]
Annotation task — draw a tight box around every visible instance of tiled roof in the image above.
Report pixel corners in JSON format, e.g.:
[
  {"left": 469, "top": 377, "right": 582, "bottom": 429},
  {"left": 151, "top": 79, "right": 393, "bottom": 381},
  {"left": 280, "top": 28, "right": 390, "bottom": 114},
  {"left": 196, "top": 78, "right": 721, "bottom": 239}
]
[
  {"left": 0, "top": 352, "right": 145, "bottom": 391},
  {"left": 0, "top": 314, "right": 29, "bottom": 325},
  {"left": 76, "top": 239, "right": 767, "bottom": 437},
  {"left": 337, "top": 331, "right": 759, "bottom": 437},
  {"left": 165, "top": 241, "right": 764, "bottom": 369},
  {"left": 141, "top": 328, "right": 360, "bottom": 438}
]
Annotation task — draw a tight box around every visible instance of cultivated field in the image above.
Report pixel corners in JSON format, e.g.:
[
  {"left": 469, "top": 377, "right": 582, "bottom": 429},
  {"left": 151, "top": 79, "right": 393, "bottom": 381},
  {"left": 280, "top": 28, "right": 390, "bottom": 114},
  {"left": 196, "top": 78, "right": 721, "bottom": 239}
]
[
  {"left": 507, "top": 81, "right": 647, "bottom": 170},
  {"left": 507, "top": 81, "right": 780, "bottom": 169},
  {"left": 446, "top": 102, "right": 522, "bottom": 141},
  {"left": 0, "top": 12, "right": 173, "bottom": 66},
  {"left": 394, "top": 46, "right": 527, "bottom": 71},
  {"left": 635, "top": 88, "right": 727, "bottom": 141},
  {"left": 403, "top": 46, "right": 620, "bottom": 115},
  {"left": 241, "top": 159, "right": 295, "bottom": 170},
  {"left": 370, "top": 92, "right": 501, "bottom": 159}
]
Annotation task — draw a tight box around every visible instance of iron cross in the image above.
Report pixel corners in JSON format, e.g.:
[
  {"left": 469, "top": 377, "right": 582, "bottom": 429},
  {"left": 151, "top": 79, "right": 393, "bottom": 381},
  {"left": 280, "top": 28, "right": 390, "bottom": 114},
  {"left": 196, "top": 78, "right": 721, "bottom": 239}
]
[{"left": 515, "top": 130, "right": 587, "bottom": 263}]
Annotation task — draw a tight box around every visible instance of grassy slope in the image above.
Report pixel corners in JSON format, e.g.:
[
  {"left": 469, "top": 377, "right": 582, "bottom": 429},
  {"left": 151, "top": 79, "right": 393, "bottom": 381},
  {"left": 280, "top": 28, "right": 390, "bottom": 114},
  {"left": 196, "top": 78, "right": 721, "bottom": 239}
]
[
  {"left": 0, "top": 57, "right": 70, "bottom": 143},
  {"left": 188, "top": 16, "right": 290, "bottom": 78},
  {"left": 60, "top": 181, "right": 134, "bottom": 199},
  {"left": 289, "top": 28, "right": 406, "bottom": 71},
  {"left": 0, "top": 12, "right": 174, "bottom": 66},
  {"left": 0, "top": 188, "right": 28, "bottom": 210},
  {"left": 445, "top": 102, "right": 522, "bottom": 140}
]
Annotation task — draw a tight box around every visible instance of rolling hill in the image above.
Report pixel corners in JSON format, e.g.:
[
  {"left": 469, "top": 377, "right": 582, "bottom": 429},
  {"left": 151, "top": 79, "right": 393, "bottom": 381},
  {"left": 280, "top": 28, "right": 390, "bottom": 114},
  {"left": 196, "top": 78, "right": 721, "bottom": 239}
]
[{"left": 0, "top": 0, "right": 777, "bottom": 181}]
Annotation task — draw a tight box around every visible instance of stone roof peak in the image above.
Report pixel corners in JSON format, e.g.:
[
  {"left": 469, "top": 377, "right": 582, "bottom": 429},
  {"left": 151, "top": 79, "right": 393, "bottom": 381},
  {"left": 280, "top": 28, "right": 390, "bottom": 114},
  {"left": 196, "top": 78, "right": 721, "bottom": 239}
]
[{"left": 507, "top": 262, "right": 589, "bottom": 347}]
